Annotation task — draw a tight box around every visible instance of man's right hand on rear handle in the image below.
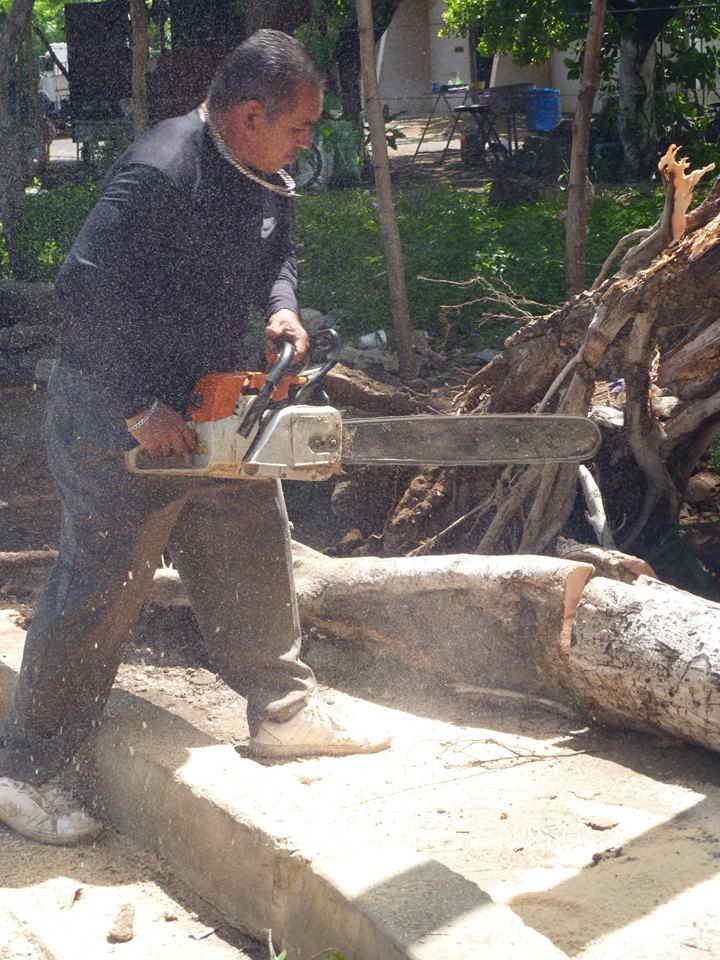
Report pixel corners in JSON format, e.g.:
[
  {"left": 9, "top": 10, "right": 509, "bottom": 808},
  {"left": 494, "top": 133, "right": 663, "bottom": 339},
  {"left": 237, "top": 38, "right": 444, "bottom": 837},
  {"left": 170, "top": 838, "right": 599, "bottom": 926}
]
[{"left": 126, "top": 401, "right": 197, "bottom": 458}]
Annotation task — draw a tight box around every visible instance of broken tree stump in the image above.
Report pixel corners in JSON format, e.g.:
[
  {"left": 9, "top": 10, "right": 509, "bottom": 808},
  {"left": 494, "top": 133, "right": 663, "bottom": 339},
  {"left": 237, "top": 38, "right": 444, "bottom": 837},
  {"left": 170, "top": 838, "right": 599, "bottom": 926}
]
[{"left": 382, "top": 160, "right": 720, "bottom": 564}]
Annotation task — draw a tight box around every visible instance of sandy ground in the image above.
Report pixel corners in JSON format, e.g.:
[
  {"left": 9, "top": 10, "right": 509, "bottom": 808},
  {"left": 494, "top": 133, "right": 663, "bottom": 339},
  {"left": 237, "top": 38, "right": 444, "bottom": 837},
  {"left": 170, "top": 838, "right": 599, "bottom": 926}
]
[
  {"left": 0, "top": 824, "right": 266, "bottom": 960},
  {"left": 5, "top": 599, "right": 720, "bottom": 960},
  {"left": 119, "top": 625, "right": 720, "bottom": 960}
]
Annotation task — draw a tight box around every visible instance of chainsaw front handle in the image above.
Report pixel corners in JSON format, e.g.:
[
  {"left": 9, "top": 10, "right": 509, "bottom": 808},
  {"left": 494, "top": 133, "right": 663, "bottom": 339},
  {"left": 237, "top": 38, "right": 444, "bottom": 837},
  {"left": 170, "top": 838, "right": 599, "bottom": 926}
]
[
  {"left": 292, "top": 328, "right": 341, "bottom": 403},
  {"left": 237, "top": 340, "right": 296, "bottom": 438},
  {"left": 236, "top": 329, "right": 341, "bottom": 438}
]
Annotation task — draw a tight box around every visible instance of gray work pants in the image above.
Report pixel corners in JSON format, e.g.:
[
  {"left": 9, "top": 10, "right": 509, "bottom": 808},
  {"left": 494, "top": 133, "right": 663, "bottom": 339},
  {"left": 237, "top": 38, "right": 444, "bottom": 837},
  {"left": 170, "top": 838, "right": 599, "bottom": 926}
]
[{"left": 0, "top": 363, "right": 316, "bottom": 783}]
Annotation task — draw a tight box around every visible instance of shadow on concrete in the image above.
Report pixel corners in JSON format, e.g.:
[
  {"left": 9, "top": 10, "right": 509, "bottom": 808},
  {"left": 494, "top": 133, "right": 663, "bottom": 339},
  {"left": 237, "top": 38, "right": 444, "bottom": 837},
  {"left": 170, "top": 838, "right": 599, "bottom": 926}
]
[{"left": 510, "top": 793, "right": 720, "bottom": 955}]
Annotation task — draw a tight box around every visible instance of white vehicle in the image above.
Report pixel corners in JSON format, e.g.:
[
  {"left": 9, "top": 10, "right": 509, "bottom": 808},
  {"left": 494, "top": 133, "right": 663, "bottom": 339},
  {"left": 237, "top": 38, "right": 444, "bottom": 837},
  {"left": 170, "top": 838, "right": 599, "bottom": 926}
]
[{"left": 38, "top": 42, "right": 69, "bottom": 113}]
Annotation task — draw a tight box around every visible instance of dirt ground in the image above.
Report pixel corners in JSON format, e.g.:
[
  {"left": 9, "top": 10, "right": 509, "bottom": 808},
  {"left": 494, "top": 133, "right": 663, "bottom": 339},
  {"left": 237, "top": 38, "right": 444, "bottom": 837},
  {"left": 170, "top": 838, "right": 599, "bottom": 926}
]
[
  {"left": 2, "top": 376, "right": 720, "bottom": 959},
  {"left": 0, "top": 826, "right": 268, "bottom": 960}
]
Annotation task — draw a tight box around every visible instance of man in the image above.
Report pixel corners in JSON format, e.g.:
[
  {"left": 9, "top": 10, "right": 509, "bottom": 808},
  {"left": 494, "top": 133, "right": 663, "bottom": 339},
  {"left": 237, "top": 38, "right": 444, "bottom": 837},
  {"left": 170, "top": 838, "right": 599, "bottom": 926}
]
[{"left": 0, "top": 30, "right": 389, "bottom": 847}]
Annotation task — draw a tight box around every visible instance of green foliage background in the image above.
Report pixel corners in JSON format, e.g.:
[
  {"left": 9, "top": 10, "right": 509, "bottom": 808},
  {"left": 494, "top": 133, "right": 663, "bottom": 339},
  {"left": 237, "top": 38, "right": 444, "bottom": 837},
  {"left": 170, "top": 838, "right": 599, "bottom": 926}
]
[
  {"left": 1, "top": 179, "right": 666, "bottom": 349},
  {"left": 294, "top": 184, "right": 663, "bottom": 341}
]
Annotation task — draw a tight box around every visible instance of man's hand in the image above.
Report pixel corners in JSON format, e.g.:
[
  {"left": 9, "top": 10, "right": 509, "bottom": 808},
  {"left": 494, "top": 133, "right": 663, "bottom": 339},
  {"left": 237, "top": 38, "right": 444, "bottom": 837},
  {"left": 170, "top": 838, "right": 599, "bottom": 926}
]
[
  {"left": 126, "top": 402, "right": 197, "bottom": 458},
  {"left": 265, "top": 309, "right": 308, "bottom": 363}
]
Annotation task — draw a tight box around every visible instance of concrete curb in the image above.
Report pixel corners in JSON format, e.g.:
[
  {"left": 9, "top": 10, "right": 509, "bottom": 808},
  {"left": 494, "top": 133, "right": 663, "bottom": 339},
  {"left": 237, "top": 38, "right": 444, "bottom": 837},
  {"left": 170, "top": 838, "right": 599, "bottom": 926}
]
[{"left": 0, "top": 611, "right": 566, "bottom": 960}]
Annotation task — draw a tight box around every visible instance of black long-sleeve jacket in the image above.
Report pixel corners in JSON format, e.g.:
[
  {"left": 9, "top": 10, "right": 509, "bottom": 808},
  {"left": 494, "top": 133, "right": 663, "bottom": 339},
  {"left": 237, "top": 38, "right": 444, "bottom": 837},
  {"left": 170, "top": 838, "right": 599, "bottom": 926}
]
[{"left": 56, "top": 108, "right": 298, "bottom": 417}]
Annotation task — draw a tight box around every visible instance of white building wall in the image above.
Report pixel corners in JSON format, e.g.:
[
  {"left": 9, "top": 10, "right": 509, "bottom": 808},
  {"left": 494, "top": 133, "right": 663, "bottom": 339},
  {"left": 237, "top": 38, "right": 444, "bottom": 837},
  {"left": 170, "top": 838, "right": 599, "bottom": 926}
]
[
  {"left": 377, "top": 1, "right": 610, "bottom": 119},
  {"left": 377, "top": 2, "right": 720, "bottom": 122},
  {"left": 378, "top": 0, "right": 474, "bottom": 118},
  {"left": 550, "top": 51, "right": 579, "bottom": 113},
  {"left": 377, "top": 0, "right": 434, "bottom": 118},
  {"left": 491, "top": 54, "right": 550, "bottom": 91},
  {"left": 428, "top": 0, "right": 471, "bottom": 88}
]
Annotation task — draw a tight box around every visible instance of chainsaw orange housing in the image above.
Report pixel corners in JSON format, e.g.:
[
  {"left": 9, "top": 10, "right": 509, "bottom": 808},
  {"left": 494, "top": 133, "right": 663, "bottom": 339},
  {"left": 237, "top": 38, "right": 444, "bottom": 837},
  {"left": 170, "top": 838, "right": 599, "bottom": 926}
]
[{"left": 187, "top": 372, "right": 309, "bottom": 422}]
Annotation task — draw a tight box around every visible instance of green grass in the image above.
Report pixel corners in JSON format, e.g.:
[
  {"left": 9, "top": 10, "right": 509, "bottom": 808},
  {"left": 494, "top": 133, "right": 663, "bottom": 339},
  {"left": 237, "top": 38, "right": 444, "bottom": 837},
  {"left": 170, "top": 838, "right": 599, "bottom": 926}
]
[
  {"left": 295, "top": 183, "right": 664, "bottom": 341},
  {"left": 707, "top": 430, "right": 720, "bottom": 473},
  {"left": 2, "top": 177, "right": 664, "bottom": 348}
]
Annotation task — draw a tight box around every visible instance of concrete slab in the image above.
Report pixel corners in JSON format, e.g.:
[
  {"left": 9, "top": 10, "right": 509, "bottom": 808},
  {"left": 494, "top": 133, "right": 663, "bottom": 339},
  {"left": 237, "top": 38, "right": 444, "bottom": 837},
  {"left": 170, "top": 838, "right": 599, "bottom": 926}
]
[
  {"left": 0, "top": 611, "right": 565, "bottom": 960},
  {"left": 5, "top": 603, "right": 720, "bottom": 960}
]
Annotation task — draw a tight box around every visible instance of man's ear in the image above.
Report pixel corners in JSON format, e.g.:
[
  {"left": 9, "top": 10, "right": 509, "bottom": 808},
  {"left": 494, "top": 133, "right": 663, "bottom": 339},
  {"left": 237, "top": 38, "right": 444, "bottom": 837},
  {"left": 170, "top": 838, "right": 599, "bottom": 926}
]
[{"left": 242, "top": 99, "right": 267, "bottom": 129}]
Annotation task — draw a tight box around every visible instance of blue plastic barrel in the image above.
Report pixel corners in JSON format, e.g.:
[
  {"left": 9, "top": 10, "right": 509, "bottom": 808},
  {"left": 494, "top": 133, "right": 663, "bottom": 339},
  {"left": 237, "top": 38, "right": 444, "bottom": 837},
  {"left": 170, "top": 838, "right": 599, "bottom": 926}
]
[{"left": 524, "top": 88, "right": 561, "bottom": 132}]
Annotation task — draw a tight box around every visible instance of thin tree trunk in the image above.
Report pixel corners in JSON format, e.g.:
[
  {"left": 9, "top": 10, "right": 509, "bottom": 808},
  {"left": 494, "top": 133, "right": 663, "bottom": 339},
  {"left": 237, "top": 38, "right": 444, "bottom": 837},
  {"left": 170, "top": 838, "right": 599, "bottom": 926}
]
[
  {"left": 617, "top": 35, "right": 657, "bottom": 178},
  {"left": 564, "top": 0, "right": 606, "bottom": 299},
  {"left": 335, "top": 28, "right": 364, "bottom": 127},
  {"left": 0, "top": 0, "right": 35, "bottom": 279},
  {"left": 355, "top": 0, "right": 417, "bottom": 380},
  {"left": 130, "top": 0, "right": 149, "bottom": 137}
]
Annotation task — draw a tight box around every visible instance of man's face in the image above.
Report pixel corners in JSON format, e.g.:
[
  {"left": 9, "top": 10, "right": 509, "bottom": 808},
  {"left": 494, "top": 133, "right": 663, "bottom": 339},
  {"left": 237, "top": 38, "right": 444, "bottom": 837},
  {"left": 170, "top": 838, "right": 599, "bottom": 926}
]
[{"left": 220, "top": 84, "right": 324, "bottom": 173}]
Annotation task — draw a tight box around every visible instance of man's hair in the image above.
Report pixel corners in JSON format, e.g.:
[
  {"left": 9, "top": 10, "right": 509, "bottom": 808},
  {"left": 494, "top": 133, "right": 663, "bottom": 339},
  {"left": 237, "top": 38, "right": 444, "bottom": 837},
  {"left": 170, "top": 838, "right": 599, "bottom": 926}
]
[{"left": 207, "top": 29, "right": 325, "bottom": 118}]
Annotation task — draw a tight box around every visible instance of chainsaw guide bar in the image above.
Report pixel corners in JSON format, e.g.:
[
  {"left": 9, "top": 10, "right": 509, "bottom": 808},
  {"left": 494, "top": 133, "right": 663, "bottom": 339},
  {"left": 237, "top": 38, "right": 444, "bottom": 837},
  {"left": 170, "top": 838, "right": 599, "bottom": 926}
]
[{"left": 341, "top": 414, "right": 601, "bottom": 466}]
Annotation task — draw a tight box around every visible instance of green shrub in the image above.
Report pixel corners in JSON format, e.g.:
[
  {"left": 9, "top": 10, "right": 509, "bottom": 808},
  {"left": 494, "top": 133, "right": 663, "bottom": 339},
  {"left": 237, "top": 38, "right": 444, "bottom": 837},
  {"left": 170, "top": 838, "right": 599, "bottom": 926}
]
[
  {"left": 706, "top": 431, "right": 720, "bottom": 473},
  {"left": 0, "top": 179, "right": 100, "bottom": 283}
]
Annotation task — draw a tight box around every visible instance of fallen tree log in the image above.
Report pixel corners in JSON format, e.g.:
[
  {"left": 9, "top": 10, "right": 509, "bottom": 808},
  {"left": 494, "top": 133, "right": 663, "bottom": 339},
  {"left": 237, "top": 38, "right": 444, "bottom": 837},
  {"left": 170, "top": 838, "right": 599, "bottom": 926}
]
[
  {"left": 564, "top": 576, "right": 720, "bottom": 751},
  {"left": 555, "top": 538, "right": 656, "bottom": 583},
  {"left": 292, "top": 546, "right": 594, "bottom": 698},
  {"left": 0, "top": 549, "right": 57, "bottom": 566},
  {"left": 150, "top": 546, "right": 720, "bottom": 754},
  {"left": 324, "top": 363, "right": 444, "bottom": 416},
  {"left": 0, "top": 280, "right": 59, "bottom": 328}
]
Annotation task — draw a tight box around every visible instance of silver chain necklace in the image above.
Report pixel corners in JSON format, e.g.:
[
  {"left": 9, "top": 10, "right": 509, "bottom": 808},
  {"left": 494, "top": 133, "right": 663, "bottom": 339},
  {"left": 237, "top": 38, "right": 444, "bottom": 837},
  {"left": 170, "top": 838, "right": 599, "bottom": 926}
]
[{"left": 198, "top": 102, "right": 296, "bottom": 197}]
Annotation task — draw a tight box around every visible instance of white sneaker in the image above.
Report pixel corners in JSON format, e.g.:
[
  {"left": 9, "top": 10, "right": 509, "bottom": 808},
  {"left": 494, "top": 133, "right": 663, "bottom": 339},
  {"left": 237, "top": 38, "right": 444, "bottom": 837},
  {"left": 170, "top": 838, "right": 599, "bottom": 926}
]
[
  {"left": 0, "top": 776, "right": 103, "bottom": 846},
  {"left": 248, "top": 700, "right": 392, "bottom": 759}
]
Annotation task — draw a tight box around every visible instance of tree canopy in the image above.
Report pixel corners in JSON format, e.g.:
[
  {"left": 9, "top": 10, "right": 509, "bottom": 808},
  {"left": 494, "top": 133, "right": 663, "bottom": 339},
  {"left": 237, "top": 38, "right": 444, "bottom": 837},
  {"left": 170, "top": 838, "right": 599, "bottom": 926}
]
[
  {"left": 443, "top": 0, "right": 720, "bottom": 67},
  {"left": 1, "top": 0, "right": 65, "bottom": 42},
  {"left": 442, "top": 0, "right": 720, "bottom": 176}
]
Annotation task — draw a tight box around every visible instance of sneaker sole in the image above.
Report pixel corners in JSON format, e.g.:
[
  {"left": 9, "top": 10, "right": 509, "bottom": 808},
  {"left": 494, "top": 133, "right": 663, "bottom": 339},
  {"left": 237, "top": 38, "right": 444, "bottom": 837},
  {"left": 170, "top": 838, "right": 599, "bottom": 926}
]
[
  {"left": 0, "top": 811, "right": 103, "bottom": 847},
  {"left": 247, "top": 737, "right": 392, "bottom": 759}
]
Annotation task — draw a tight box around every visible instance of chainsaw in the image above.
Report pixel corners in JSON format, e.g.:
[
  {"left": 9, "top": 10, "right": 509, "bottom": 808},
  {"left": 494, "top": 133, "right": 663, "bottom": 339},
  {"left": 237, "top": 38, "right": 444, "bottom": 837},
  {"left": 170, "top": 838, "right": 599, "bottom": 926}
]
[{"left": 125, "top": 330, "right": 601, "bottom": 480}]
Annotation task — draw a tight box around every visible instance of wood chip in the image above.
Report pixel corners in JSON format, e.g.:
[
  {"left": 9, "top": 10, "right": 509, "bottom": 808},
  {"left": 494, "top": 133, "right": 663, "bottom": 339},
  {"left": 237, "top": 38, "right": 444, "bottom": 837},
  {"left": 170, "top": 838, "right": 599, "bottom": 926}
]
[{"left": 107, "top": 903, "right": 135, "bottom": 943}]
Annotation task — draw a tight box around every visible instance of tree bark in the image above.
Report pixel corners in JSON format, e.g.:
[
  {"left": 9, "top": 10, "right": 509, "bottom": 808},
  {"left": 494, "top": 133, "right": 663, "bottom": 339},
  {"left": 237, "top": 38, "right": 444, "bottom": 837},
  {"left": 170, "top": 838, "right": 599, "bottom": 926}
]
[
  {"left": 130, "top": 0, "right": 149, "bottom": 137},
  {"left": 565, "top": 576, "right": 720, "bottom": 751},
  {"left": 335, "top": 27, "right": 364, "bottom": 126},
  {"left": 0, "top": 0, "right": 35, "bottom": 280},
  {"left": 325, "top": 363, "right": 442, "bottom": 415},
  {"left": 616, "top": 35, "right": 657, "bottom": 178},
  {"left": 657, "top": 316, "right": 720, "bottom": 402},
  {"left": 355, "top": 0, "right": 417, "bottom": 380},
  {"left": 608, "top": 1, "right": 680, "bottom": 179},
  {"left": 564, "top": 0, "right": 606, "bottom": 299}
]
